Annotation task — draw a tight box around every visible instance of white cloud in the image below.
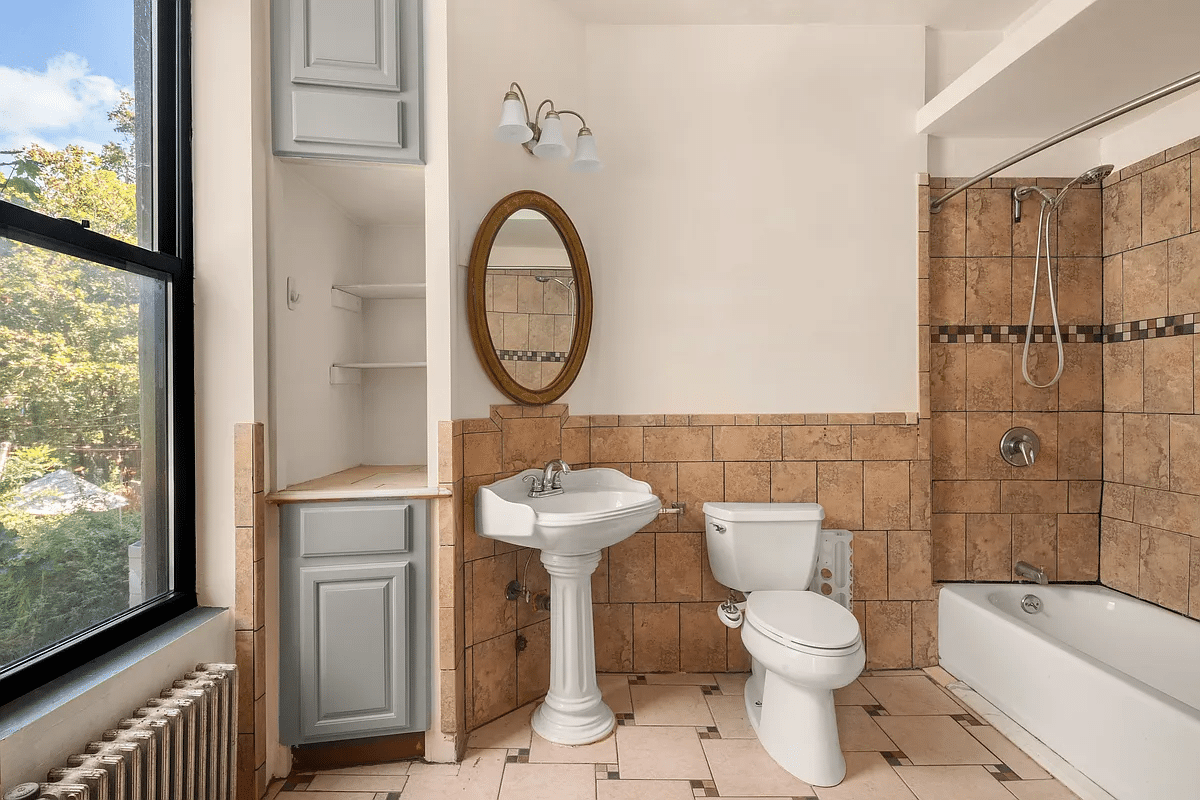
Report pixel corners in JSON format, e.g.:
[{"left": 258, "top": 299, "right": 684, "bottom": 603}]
[{"left": 0, "top": 53, "right": 127, "bottom": 153}]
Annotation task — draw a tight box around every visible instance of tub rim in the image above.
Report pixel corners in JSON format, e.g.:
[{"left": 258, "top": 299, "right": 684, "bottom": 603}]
[{"left": 939, "top": 582, "right": 1200, "bottom": 719}]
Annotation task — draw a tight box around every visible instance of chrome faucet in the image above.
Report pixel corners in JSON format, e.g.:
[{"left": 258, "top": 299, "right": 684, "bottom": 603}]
[
  {"left": 523, "top": 459, "right": 571, "bottom": 497},
  {"left": 1015, "top": 561, "right": 1048, "bottom": 585}
]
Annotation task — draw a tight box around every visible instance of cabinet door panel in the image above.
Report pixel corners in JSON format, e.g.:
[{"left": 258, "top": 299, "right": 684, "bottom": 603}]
[
  {"left": 298, "top": 502, "right": 411, "bottom": 557},
  {"left": 300, "top": 561, "right": 410, "bottom": 738},
  {"left": 293, "top": 91, "right": 405, "bottom": 148},
  {"left": 279, "top": 499, "right": 428, "bottom": 745},
  {"left": 291, "top": 0, "right": 400, "bottom": 90}
]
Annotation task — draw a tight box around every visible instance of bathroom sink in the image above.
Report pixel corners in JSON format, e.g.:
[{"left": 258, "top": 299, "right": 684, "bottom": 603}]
[
  {"left": 477, "top": 467, "right": 661, "bottom": 555},
  {"left": 478, "top": 466, "right": 662, "bottom": 744}
]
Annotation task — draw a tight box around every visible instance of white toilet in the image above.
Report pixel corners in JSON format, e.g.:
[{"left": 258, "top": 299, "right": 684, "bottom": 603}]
[{"left": 703, "top": 501, "right": 864, "bottom": 787}]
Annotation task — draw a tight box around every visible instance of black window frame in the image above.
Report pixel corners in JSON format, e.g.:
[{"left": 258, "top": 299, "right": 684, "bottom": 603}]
[{"left": 0, "top": 0, "right": 195, "bottom": 702}]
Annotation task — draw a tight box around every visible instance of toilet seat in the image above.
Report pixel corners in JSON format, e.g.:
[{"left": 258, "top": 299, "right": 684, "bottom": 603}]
[{"left": 745, "top": 591, "right": 861, "bottom": 656}]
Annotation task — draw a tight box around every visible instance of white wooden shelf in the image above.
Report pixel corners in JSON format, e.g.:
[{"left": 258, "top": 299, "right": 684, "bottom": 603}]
[
  {"left": 334, "top": 283, "right": 426, "bottom": 299},
  {"left": 331, "top": 284, "right": 426, "bottom": 313},
  {"left": 330, "top": 362, "right": 427, "bottom": 385}
]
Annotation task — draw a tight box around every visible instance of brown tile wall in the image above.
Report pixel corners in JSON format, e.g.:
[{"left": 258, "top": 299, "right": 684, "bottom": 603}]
[
  {"left": 451, "top": 404, "right": 934, "bottom": 731},
  {"left": 1100, "top": 136, "right": 1200, "bottom": 619},
  {"left": 435, "top": 420, "right": 467, "bottom": 753},
  {"left": 233, "top": 423, "right": 268, "bottom": 800},
  {"left": 928, "top": 176, "right": 1103, "bottom": 587}
]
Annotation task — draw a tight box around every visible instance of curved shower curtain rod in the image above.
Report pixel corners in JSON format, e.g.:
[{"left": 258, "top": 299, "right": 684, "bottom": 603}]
[{"left": 929, "top": 68, "right": 1200, "bottom": 212}]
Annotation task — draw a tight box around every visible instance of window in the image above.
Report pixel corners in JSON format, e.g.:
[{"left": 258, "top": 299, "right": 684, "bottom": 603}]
[{"left": 0, "top": 0, "right": 193, "bottom": 701}]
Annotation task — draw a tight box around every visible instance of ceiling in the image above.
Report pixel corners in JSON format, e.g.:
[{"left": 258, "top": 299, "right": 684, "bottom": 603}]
[
  {"left": 281, "top": 158, "right": 426, "bottom": 226},
  {"left": 551, "top": 0, "right": 1044, "bottom": 29},
  {"left": 920, "top": 0, "right": 1200, "bottom": 137}
]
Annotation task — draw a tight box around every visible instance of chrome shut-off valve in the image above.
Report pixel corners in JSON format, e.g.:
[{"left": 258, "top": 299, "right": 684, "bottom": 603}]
[{"left": 1000, "top": 427, "right": 1040, "bottom": 467}]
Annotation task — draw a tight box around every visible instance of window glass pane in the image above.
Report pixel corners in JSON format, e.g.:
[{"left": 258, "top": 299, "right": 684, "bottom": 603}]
[
  {"left": 0, "top": 0, "right": 154, "bottom": 247},
  {"left": 0, "top": 236, "right": 168, "bottom": 670}
]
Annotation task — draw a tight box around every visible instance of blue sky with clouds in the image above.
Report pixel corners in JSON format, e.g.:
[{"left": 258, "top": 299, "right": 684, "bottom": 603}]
[{"left": 1, "top": 0, "right": 135, "bottom": 153}]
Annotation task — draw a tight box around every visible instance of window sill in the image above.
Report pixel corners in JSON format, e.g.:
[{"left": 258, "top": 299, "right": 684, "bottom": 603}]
[{"left": 0, "top": 607, "right": 230, "bottom": 784}]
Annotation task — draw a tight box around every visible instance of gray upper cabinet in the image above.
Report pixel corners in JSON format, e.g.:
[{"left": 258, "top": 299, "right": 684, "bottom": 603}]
[{"left": 272, "top": 0, "right": 423, "bottom": 164}]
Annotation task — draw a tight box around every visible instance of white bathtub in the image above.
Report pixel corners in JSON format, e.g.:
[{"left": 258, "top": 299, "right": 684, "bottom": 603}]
[{"left": 939, "top": 584, "right": 1200, "bottom": 800}]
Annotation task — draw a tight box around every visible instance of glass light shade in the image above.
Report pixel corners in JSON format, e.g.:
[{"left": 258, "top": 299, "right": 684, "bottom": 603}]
[
  {"left": 532, "top": 112, "right": 570, "bottom": 159},
  {"left": 496, "top": 96, "right": 533, "bottom": 143},
  {"left": 570, "top": 128, "right": 602, "bottom": 172}
]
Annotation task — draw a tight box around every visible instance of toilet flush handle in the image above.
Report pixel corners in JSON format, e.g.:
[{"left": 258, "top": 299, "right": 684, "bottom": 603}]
[{"left": 712, "top": 523, "right": 726, "bottom": 533}]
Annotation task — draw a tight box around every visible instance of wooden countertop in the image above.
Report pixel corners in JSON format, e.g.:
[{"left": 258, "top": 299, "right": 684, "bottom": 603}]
[{"left": 268, "top": 465, "right": 451, "bottom": 503}]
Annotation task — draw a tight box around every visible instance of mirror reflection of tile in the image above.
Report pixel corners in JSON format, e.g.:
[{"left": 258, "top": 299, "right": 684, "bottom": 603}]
[{"left": 485, "top": 269, "right": 577, "bottom": 390}]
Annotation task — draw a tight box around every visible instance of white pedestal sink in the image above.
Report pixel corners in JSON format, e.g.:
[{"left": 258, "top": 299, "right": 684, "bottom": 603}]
[{"left": 477, "top": 467, "right": 661, "bottom": 744}]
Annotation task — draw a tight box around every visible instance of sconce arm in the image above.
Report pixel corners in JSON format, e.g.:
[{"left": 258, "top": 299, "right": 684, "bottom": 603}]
[
  {"left": 533, "top": 98, "right": 557, "bottom": 125},
  {"left": 556, "top": 109, "right": 589, "bottom": 130}
]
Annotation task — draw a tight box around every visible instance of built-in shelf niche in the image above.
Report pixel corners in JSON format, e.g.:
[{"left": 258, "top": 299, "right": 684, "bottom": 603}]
[{"left": 329, "top": 281, "right": 427, "bottom": 384}]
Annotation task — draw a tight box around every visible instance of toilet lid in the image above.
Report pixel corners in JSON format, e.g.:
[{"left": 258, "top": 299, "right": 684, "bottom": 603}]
[{"left": 745, "top": 591, "right": 860, "bottom": 651}]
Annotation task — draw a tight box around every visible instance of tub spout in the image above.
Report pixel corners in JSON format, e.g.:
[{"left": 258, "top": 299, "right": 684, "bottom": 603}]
[{"left": 1015, "top": 561, "right": 1048, "bottom": 585}]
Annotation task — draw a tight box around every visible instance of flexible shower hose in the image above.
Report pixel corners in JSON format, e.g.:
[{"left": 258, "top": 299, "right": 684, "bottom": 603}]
[{"left": 1021, "top": 197, "right": 1064, "bottom": 388}]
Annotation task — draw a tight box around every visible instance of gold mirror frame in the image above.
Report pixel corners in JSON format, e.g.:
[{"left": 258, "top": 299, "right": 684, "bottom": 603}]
[{"left": 467, "top": 190, "right": 593, "bottom": 405}]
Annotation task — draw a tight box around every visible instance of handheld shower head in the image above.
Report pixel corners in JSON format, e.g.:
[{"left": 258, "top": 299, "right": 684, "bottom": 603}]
[
  {"left": 1051, "top": 164, "right": 1115, "bottom": 209},
  {"left": 1079, "top": 164, "right": 1114, "bottom": 185}
]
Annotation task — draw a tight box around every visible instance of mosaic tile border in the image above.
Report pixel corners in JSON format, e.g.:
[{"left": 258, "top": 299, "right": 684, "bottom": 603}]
[
  {"left": 933, "top": 314, "right": 1199, "bottom": 344},
  {"left": 496, "top": 349, "right": 568, "bottom": 363}
]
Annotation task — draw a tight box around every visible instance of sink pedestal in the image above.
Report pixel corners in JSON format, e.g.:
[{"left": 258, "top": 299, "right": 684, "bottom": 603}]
[{"left": 531, "top": 550, "right": 615, "bottom": 745}]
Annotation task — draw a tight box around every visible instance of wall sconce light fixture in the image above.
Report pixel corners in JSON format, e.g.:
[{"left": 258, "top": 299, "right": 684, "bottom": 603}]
[{"left": 495, "top": 82, "right": 601, "bottom": 172}]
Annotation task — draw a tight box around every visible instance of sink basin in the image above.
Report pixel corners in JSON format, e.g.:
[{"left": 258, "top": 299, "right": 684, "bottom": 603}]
[
  {"left": 476, "top": 467, "right": 662, "bottom": 745},
  {"left": 477, "top": 467, "right": 661, "bottom": 555}
]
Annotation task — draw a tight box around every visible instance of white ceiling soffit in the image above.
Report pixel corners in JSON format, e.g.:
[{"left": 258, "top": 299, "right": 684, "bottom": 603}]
[
  {"left": 281, "top": 159, "right": 426, "bottom": 226},
  {"left": 552, "top": 0, "right": 1042, "bottom": 29},
  {"left": 919, "top": 0, "right": 1200, "bottom": 137}
]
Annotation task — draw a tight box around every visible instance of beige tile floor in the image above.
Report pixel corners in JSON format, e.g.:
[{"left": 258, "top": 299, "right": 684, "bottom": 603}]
[{"left": 267, "top": 668, "right": 1081, "bottom": 800}]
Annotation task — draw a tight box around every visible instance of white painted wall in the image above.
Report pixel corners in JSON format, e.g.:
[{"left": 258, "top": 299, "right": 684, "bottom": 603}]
[
  {"left": 1101, "top": 89, "right": 1200, "bottom": 171},
  {"left": 450, "top": 18, "right": 925, "bottom": 417},
  {"left": 268, "top": 164, "right": 366, "bottom": 488},
  {"left": 361, "top": 226, "right": 428, "bottom": 466},
  {"left": 448, "top": 0, "right": 590, "bottom": 418},
  {"left": 929, "top": 134, "right": 1101, "bottom": 178},
  {"left": 563, "top": 24, "right": 926, "bottom": 415},
  {"left": 193, "top": 0, "right": 270, "bottom": 610}
]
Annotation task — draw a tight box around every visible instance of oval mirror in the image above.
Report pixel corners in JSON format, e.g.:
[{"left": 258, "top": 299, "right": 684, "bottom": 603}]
[{"left": 468, "top": 191, "right": 592, "bottom": 405}]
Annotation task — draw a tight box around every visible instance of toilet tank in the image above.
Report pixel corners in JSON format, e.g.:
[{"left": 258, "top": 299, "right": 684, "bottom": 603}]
[{"left": 703, "top": 502, "right": 824, "bottom": 592}]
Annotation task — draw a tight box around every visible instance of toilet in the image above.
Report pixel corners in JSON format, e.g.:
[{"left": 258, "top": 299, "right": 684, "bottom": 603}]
[{"left": 703, "top": 501, "right": 864, "bottom": 788}]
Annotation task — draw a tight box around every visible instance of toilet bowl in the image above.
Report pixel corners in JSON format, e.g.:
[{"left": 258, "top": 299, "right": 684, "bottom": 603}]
[
  {"left": 740, "top": 591, "right": 864, "bottom": 787},
  {"left": 702, "top": 502, "right": 863, "bottom": 788}
]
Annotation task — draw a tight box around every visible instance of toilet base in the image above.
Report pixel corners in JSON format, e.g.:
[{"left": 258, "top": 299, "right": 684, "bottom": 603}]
[{"left": 745, "top": 660, "right": 853, "bottom": 788}]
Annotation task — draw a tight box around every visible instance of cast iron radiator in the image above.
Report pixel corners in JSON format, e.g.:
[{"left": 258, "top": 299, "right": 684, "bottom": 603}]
[{"left": 22, "top": 663, "right": 237, "bottom": 800}]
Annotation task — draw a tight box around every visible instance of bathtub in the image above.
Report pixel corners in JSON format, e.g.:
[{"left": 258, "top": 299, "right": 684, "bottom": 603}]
[{"left": 939, "top": 584, "right": 1200, "bottom": 800}]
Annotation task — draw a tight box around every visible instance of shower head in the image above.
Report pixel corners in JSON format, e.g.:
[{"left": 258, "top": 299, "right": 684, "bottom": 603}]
[
  {"left": 1079, "top": 164, "right": 1114, "bottom": 185},
  {"left": 1049, "top": 164, "right": 1115, "bottom": 209}
]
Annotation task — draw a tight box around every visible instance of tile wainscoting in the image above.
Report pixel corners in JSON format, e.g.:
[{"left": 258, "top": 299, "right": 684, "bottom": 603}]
[
  {"left": 928, "top": 174, "right": 1103, "bottom": 587},
  {"left": 1099, "top": 135, "right": 1200, "bottom": 619},
  {"left": 439, "top": 406, "right": 935, "bottom": 732}
]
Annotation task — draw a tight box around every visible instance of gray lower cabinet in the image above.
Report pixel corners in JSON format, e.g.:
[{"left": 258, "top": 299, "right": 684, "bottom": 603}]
[
  {"left": 271, "top": 0, "right": 423, "bottom": 163},
  {"left": 280, "top": 500, "right": 429, "bottom": 745}
]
